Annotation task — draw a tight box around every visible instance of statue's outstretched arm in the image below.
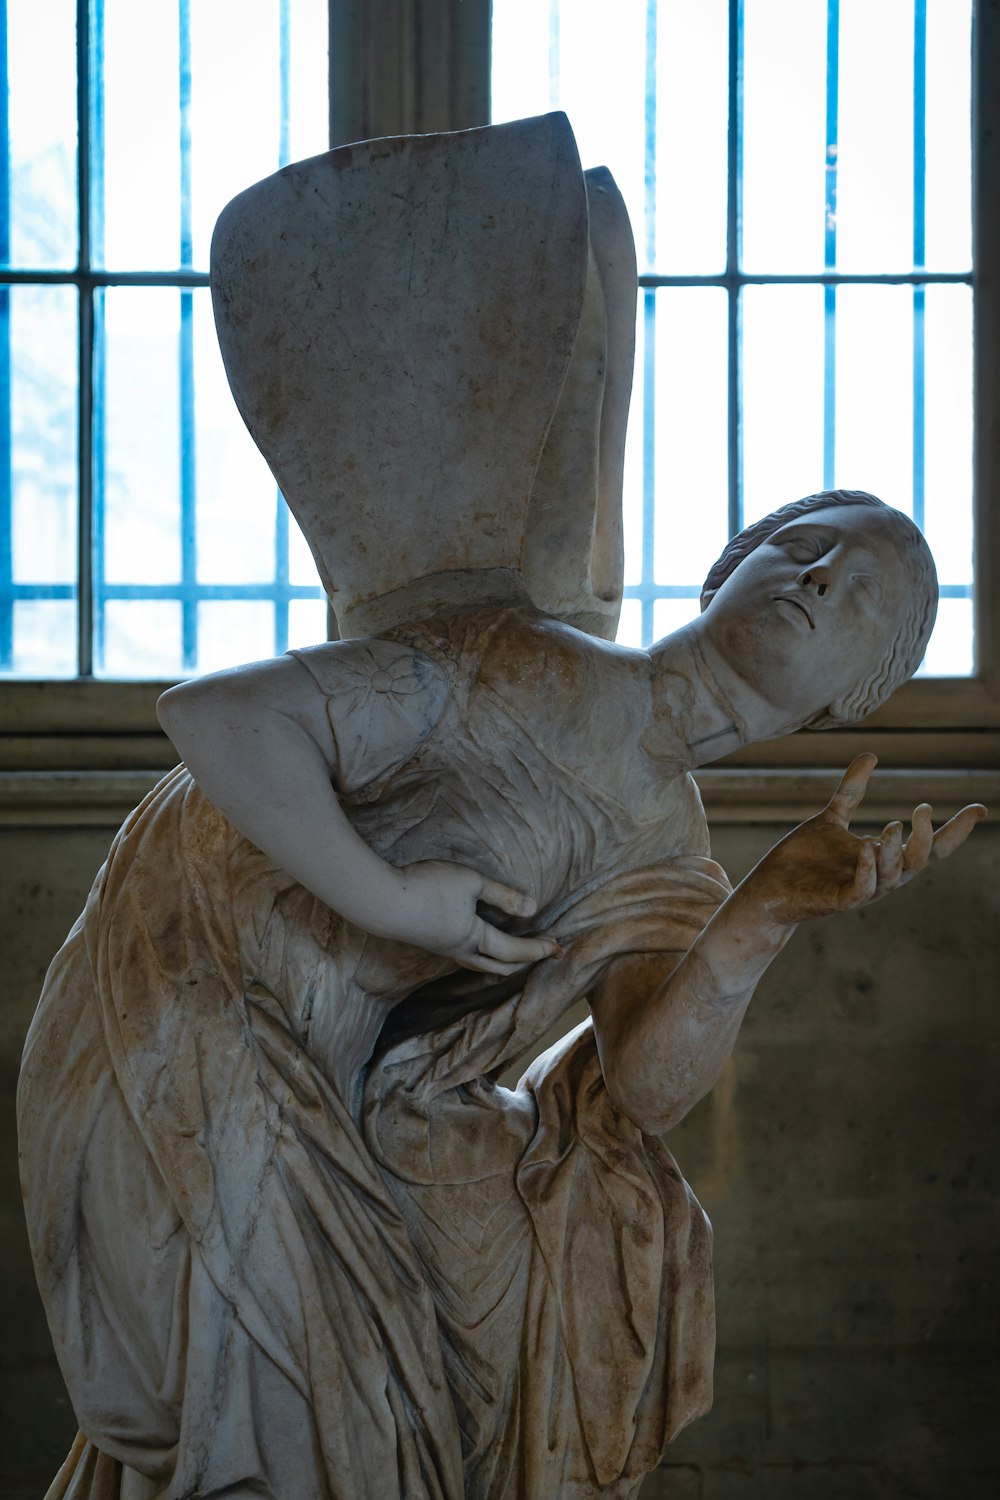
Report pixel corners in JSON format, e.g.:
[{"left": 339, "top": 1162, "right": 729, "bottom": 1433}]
[
  {"left": 591, "top": 755, "right": 985, "bottom": 1135},
  {"left": 157, "top": 658, "right": 558, "bottom": 976}
]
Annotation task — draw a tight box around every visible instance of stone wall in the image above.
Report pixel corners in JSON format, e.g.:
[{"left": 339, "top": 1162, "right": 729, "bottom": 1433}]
[{"left": 2, "top": 813, "right": 997, "bottom": 1499}]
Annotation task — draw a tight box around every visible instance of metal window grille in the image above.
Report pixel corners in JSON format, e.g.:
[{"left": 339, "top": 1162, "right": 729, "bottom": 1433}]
[
  {"left": 0, "top": 0, "right": 327, "bottom": 677},
  {"left": 621, "top": 0, "right": 973, "bottom": 645}
]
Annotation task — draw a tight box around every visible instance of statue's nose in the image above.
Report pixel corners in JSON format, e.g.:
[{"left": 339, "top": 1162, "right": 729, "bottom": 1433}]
[{"left": 797, "top": 562, "right": 834, "bottom": 597}]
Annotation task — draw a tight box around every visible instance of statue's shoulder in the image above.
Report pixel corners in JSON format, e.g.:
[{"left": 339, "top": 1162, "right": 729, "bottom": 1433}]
[{"left": 289, "top": 637, "right": 451, "bottom": 792}]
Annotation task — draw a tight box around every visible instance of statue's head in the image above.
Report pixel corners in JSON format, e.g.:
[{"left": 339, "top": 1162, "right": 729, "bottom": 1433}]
[{"left": 697, "top": 489, "right": 938, "bottom": 729}]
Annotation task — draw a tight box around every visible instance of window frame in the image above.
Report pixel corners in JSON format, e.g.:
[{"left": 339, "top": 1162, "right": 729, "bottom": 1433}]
[{"left": 0, "top": 0, "right": 996, "bottom": 785}]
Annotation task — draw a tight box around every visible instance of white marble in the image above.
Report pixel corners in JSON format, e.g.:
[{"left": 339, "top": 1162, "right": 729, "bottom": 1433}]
[{"left": 19, "top": 115, "right": 984, "bottom": 1500}]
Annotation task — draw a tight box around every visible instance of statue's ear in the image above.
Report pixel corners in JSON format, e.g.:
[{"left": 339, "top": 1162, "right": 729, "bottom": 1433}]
[{"left": 805, "top": 704, "right": 843, "bottom": 731}]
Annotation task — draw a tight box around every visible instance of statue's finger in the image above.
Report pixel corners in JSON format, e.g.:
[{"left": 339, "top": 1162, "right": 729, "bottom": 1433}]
[
  {"left": 902, "top": 803, "right": 934, "bottom": 877},
  {"left": 826, "top": 753, "right": 878, "bottom": 827},
  {"left": 875, "top": 821, "right": 904, "bottom": 890},
  {"left": 459, "top": 952, "right": 530, "bottom": 977},
  {"left": 851, "top": 837, "right": 878, "bottom": 903},
  {"left": 479, "top": 878, "right": 537, "bottom": 918},
  {"left": 478, "top": 922, "right": 560, "bottom": 965},
  {"left": 929, "top": 804, "right": 987, "bottom": 862}
]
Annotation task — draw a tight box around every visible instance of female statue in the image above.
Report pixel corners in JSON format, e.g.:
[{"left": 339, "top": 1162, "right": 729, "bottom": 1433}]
[{"left": 18, "top": 118, "right": 983, "bottom": 1500}]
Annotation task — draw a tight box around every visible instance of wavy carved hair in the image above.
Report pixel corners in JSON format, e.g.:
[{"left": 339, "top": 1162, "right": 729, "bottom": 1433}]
[{"left": 699, "top": 489, "right": 939, "bottom": 728}]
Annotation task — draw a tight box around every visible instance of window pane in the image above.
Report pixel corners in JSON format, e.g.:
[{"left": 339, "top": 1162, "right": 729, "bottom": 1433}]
[
  {"left": 836, "top": 0, "right": 914, "bottom": 272},
  {"left": 288, "top": 595, "right": 327, "bottom": 649},
  {"left": 194, "top": 291, "right": 276, "bottom": 585},
  {"left": 919, "top": 596, "right": 973, "bottom": 678},
  {"left": 652, "top": 287, "right": 728, "bottom": 589},
  {"left": 742, "top": 284, "right": 825, "bottom": 524},
  {"left": 11, "top": 599, "right": 76, "bottom": 674},
  {"left": 102, "top": 0, "right": 181, "bottom": 268},
  {"left": 190, "top": 0, "right": 328, "bottom": 268},
  {"left": 96, "top": 285, "right": 324, "bottom": 677},
  {"left": 616, "top": 597, "right": 643, "bottom": 648},
  {"left": 494, "top": 0, "right": 647, "bottom": 261},
  {"left": 101, "top": 286, "right": 180, "bottom": 587},
  {"left": 289, "top": 507, "right": 320, "bottom": 587},
  {"left": 492, "top": 1, "right": 726, "bottom": 274},
  {"left": 102, "top": 600, "right": 182, "bottom": 676},
  {"left": 654, "top": 0, "right": 728, "bottom": 272},
  {"left": 198, "top": 600, "right": 274, "bottom": 673},
  {"left": 923, "top": 283, "right": 972, "bottom": 589},
  {"left": 925, "top": 0, "right": 972, "bottom": 271},
  {"left": 654, "top": 597, "right": 700, "bottom": 642},
  {"left": 742, "top": 0, "right": 828, "bottom": 273},
  {"left": 834, "top": 284, "right": 912, "bottom": 511},
  {"left": 101, "top": 0, "right": 328, "bottom": 271},
  {"left": 2, "top": 283, "right": 78, "bottom": 675},
  {"left": 622, "top": 303, "right": 645, "bottom": 588},
  {"left": 2, "top": 0, "right": 78, "bottom": 269}
]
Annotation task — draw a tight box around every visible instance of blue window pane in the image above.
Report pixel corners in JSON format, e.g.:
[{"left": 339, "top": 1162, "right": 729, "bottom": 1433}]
[
  {"left": 493, "top": 1, "right": 726, "bottom": 274},
  {"left": 622, "top": 302, "right": 645, "bottom": 589},
  {"left": 95, "top": 283, "right": 325, "bottom": 677},
  {"left": 835, "top": 283, "right": 913, "bottom": 510},
  {"left": 100, "top": 286, "right": 181, "bottom": 587},
  {"left": 102, "top": 599, "right": 182, "bottom": 676},
  {"left": 102, "top": 0, "right": 182, "bottom": 268},
  {"left": 742, "top": 0, "right": 828, "bottom": 273},
  {"left": 189, "top": 0, "right": 328, "bottom": 268},
  {"left": 654, "top": 597, "right": 701, "bottom": 643},
  {"left": 198, "top": 600, "right": 274, "bottom": 673},
  {"left": 288, "top": 507, "right": 320, "bottom": 587},
  {"left": 654, "top": 0, "right": 728, "bottom": 273},
  {"left": 652, "top": 287, "right": 728, "bottom": 588},
  {"left": 836, "top": 0, "right": 914, "bottom": 272},
  {"left": 742, "top": 284, "right": 826, "bottom": 524},
  {"left": 101, "top": 0, "right": 328, "bottom": 271},
  {"left": 2, "top": 0, "right": 78, "bottom": 269},
  {"left": 923, "top": 283, "right": 972, "bottom": 588},
  {"left": 919, "top": 597, "right": 973, "bottom": 678},
  {"left": 193, "top": 289, "right": 277, "bottom": 585},
  {"left": 1, "top": 283, "right": 78, "bottom": 673},
  {"left": 288, "top": 595, "right": 328, "bottom": 650},
  {"left": 12, "top": 600, "right": 77, "bottom": 675},
  {"left": 924, "top": 0, "right": 971, "bottom": 271},
  {"left": 615, "top": 597, "right": 643, "bottom": 649}
]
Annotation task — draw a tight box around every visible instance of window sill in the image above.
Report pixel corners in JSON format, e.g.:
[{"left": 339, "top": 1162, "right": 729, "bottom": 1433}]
[{"left": 0, "top": 763, "right": 995, "bottom": 830}]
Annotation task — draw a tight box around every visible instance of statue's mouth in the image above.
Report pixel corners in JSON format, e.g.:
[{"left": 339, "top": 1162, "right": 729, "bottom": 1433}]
[{"left": 773, "top": 594, "right": 814, "bottom": 628}]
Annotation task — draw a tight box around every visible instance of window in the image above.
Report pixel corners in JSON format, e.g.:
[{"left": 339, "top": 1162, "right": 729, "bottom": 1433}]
[
  {"left": 1, "top": 0, "right": 329, "bottom": 680},
  {"left": 1, "top": 0, "right": 996, "bottom": 781},
  {"left": 494, "top": 0, "right": 973, "bottom": 676}
]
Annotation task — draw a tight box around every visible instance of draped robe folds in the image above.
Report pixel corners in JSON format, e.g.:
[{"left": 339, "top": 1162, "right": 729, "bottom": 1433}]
[{"left": 18, "top": 608, "right": 731, "bottom": 1500}]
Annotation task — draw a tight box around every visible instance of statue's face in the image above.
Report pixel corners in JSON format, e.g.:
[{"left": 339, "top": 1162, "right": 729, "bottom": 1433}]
[{"left": 700, "top": 504, "right": 915, "bottom": 728}]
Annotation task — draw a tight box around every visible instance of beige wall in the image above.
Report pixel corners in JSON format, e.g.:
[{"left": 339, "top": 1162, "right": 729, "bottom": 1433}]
[{"left": 2, "top": 806, "right": 997, "bottom": 1499}]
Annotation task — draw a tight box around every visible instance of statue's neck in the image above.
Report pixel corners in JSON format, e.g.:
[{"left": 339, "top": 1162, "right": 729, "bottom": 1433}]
[
  {"left": 642, "top": 629, "right": 743, "bottom": 770},
  {"left": 645, "top": 624, "right": 795, "bottom": 770}
]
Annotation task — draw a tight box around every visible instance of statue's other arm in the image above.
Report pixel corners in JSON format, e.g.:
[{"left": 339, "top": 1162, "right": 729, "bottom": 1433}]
[
  {"left": 591, "top": 755, "right": 985, "bottom": 1135},
  {"left": 157, "top": 655, "right": 558, "bottom": 976}
]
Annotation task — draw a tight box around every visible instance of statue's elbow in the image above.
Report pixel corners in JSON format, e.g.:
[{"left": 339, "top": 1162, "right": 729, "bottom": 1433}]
[{"left": 602, "top": 1047, "right": 711, "bottom": 1137}]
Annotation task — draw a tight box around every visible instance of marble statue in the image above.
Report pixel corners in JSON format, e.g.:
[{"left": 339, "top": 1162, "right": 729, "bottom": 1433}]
[{"left": 18, "top": 115, "right": 984, "bottom": 1500}]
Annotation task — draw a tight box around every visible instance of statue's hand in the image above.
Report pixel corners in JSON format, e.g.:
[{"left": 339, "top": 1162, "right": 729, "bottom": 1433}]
[
  {"left": 388, "top": 860, "right": 560, "bottom": 975},
  {"left": 749, "top": 753, "right": 986, "bottom": 926}
]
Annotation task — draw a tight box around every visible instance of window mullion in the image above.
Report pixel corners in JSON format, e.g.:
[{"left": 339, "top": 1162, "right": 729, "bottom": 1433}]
[
  {"left": 822, "top": 0, "right": 839, "bottom": 491},
  {"left": 640, "top": 0, "right": 657, "bottom": 644},
  {"left": 1, "top": 0, "right": 12, "bottom": 671},
  {"left": 76, "top": 0, "right": 100, "bottom": 676},
  {"left": 973, "top": 0, "right": 1000, "bottom": 691},
  {"left": 912, "top": 0, "right": 927, "bottom": 534},
  {"left": 273, "top": 0, "right": 291, "bottom": 655},
  {"left": 726, "top": 0, "right": 743, "bottom": 538},
  {"left": 178, "top": 0, "right": 197, "bottom": 671}
]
